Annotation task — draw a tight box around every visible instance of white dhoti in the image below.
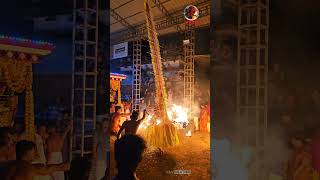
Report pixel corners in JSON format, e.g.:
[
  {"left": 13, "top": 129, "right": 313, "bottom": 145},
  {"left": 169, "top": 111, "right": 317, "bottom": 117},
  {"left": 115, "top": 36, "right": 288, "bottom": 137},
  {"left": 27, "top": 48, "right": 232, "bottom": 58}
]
[
  {"left": 33, "top": 134, "right": 51, "bottom": 180},
  {"left": 47, "top": 152, "right": 64, "bottom": 180},
  {"left": 33, "top": 175, "right": 51, "bottom": 180},
  {"left": 96, "top": 160, "right": 106, "bottom": 180},
  {"left": 269, "top": 173, "right": 283, "bottom": 180}
]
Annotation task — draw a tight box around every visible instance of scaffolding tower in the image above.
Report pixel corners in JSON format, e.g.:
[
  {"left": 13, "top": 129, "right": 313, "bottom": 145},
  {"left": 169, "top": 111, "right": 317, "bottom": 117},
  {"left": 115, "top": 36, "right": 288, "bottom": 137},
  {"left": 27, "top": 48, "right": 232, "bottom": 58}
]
[
  {"left": 132, "top": 40, "right": 142, "bottom": 111},
  {"left": 184, "top": 23, "right": 195, "bottom": 118},
  {"left": 71, "top": 0, "right": 99, "bottom": 157},
  {"left": 237, "top": 0, "right": 269, "bottom": 179}
]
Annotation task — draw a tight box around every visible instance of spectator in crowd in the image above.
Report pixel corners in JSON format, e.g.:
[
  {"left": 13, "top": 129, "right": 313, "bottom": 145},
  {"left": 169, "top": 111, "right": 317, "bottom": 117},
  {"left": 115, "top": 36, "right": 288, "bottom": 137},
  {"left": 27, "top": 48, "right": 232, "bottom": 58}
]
[
  {"left": 113, "top": 135, "right": 147, "bottom": 180},
  {"left": 69, "top": 157, "right": 91, "bottom": 180},
  {"left": 33, "top": 123, "right": 50, "bottom": 180},
  {"left": 111, "top": 106, "right": 130, "bottom": 136},
  {"left": 286, "top": 135, "right": 313, "bottom": 180},
  {"left": 93, "top": 116, "right": 110, "bottom": 180},
  {"left": 2, "top": 140, "right": 70, "bottom": 180},
  {"left": 199, "top": 104, "right": 209, "bottom": 132},
  {"left": 47, "top": 120, "right": 72, "bottom": 180},
  {"left": 32, "top": 123, "right": 50, "bottom": 180}
]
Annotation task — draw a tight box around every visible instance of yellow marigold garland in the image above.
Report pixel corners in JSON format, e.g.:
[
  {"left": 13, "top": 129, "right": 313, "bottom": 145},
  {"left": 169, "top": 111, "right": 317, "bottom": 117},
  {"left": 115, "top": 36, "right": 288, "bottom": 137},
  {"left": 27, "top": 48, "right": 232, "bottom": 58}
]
[
  {"left": 0, "top": 58, "right": 35, "bottom": 142},
  {"left": 2, "top": 59, "right": 27, "bottom": 93},
  {"left": 24, "top": 63, "right": 35, "bottom": 142},
  {"left": 110, "top": 79, "right": 121, "bottom": 105}
]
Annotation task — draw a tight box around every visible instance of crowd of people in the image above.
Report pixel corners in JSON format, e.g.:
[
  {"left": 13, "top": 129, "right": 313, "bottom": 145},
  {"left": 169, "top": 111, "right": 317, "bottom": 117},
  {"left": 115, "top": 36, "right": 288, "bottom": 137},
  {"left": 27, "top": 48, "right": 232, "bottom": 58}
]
[
  {"left": 0, "top": 113, "right": 147, "bottom": 180},
  {"left": 0, "top": 83, "right": 209, "bottom": 180},
  {"left": 265, "top": 64, "right": 320, "bottom": 179},
  {"left": 0, "top": 120, "right": 71, "bottom": 180}
]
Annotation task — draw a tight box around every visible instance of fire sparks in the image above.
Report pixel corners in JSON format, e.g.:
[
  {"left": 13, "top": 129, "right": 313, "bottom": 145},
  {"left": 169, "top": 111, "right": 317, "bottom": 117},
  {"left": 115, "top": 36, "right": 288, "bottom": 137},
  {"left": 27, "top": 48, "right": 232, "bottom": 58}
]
[
  {"left": 138, "top": 115, "right": 153, "bottom": 130},
  {"left": 138, "top": 104, "right": 189, "bottom": 131}
]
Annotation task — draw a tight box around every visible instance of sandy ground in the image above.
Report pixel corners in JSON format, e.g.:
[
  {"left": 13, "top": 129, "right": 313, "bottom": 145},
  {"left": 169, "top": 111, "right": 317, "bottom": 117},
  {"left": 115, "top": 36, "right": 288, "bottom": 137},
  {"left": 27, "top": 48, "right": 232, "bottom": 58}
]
[{"left": 110, "top": 130, "right": 210, "bottom": 180}]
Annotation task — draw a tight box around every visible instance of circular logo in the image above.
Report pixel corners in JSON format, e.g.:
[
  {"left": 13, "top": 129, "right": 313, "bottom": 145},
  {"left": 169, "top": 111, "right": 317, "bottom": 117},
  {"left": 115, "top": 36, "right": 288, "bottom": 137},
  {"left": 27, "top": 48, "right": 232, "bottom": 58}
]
[{"left": 184, "top": 5, "right": 199, "bottom": 21}]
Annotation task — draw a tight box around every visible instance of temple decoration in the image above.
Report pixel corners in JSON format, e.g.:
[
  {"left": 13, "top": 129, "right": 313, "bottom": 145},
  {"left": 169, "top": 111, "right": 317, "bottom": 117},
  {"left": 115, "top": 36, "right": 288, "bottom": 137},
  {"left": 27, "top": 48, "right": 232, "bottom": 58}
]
[
  {"left": 0, "top": 35, "right": 53, "bottom": 142},
  {"left": 141, "top": 0, "right": 179, "bottom": 147},
  {"left": 110, "top": 73, "right": 126, "bottom": 105}
]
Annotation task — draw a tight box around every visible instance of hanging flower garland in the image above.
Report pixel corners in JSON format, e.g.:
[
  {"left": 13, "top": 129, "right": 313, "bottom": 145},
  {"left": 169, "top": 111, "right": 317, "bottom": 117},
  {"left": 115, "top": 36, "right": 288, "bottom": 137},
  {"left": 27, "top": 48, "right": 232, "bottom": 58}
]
[
  {"left": 1, "top": 59, "right": 28, "bottom": 93},
  {"left": 110, "top": 79, "right": 122, "bottom": 105},
  {"left": 110, "top": 79, "right": 120, "bottom": 91},
  {"left": 24, "top": 63, "right": 35, "bottom": 142},
  {"left": 0, "top": 57, "right": 35, "bottom": 142}
]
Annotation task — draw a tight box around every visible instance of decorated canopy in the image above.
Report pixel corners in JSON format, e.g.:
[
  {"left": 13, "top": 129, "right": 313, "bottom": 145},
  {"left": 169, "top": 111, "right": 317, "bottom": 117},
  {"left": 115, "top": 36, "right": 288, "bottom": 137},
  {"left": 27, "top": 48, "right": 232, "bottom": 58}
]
[
  {"left": 110, "top": 73, "right": 127, "bottom": 105},
  {"left": 0, "top": 35, "right": 53, "bottom": 141}
]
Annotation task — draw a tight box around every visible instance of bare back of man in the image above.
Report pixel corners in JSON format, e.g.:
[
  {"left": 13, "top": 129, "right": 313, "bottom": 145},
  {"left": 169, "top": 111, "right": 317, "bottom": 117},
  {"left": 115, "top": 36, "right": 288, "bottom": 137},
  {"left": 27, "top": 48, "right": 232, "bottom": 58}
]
[
  {"left": 117, "top": 110, "right": 146, "bottom": 139},
  {"left": 3, "top": 160, "right": 69, "bottom": 180},
  {"left": 122, "top": 121, "right": 141, "bottom": 135},
  {"left": 47, "top": 134, "right": 64, "bottom": 153},
  {"left": 111, "top": 113, "right": 121, "bottom": 134},
  {"left": 47, "top": 121, "right": 72, "bottom": 160},
  {"left": 46, "top": 122, "right": 72, "bottom": 180}
]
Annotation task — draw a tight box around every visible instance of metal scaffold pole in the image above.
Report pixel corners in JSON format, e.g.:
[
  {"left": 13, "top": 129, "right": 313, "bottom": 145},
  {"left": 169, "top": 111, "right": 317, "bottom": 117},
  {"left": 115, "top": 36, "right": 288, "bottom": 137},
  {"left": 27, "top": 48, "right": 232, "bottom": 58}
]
[
  {"left": 132, "top": 40, "right": 142, "bottom": 111},
  {"left": 237, "top": 0, "right": 269, "bottom": 179},
  {"left": 184, "top": 22, "right": 195, "bottom": 118},
  {"left": 71, "top": 0, "right": 99, "bottom": 158}
]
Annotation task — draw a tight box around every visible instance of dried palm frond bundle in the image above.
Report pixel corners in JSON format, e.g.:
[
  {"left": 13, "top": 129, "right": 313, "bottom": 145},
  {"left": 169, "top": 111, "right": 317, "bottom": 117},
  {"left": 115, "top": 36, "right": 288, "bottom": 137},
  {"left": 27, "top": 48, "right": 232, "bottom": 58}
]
[{"left": 141, "top": 0, "right": 179, "bottom": 147}]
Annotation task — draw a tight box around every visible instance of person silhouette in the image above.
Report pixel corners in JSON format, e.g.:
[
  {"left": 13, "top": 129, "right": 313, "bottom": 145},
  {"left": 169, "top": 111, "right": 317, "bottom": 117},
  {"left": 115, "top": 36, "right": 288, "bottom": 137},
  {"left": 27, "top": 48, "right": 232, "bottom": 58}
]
[
  {"left": 117, "top": 110, "right": 146, "bottom": 139},
  {"left": 113, "top": 135, "right": 147, "bottom": 180}
]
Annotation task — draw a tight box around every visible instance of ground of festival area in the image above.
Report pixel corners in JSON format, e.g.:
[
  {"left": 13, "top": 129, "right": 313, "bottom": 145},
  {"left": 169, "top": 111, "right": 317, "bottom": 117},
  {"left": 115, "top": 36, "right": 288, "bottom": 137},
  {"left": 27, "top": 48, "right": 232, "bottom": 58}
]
[{"left": 110, "top": 131, "right": 210, "bottom": 180}]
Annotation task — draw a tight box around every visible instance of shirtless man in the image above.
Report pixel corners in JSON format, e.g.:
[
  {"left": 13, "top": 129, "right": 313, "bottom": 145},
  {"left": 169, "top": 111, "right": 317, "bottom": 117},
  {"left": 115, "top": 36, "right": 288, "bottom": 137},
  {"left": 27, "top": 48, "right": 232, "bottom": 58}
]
[
  {"left": 0, "top": 140, "right": 8, "bottom": 163},
  {"left": 33, "top": 124, "right": 50, "bottom": 180},
  {"left": 47, "top": 121, "right": 72, "bottom": 180},
  {"left": 2, "top": 140, "right": 70, "bottom": 180},
  {"left": 117, "top": 110, "right": 146, "bottom": 139},
  {"left": 93, "top": 117, "right": 109, "bottom": 180},
  {"left": 111, "top": 106, "right": 130, "bottom": 136},
  {"left": 111, "top": 106, "right": 122, "bottom": 136},
  {"left": 0, "top": 127, "right": 16, "bottom": 162}
]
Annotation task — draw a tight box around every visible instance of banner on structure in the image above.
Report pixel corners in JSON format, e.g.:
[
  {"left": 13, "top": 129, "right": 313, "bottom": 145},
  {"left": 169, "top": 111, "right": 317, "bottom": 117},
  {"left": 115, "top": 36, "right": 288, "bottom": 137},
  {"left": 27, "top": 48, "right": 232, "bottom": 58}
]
[{"left": 112, "top": 42, "right": 128, "bottom": 59}]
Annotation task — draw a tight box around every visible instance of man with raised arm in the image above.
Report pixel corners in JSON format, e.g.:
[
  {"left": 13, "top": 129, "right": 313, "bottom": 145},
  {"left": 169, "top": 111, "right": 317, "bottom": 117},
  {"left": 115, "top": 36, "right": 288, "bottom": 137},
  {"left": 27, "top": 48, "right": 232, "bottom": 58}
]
[
  {"left": 117, "top": 110, "right": 146, "bottom": 139},
  {"left": 47, "top": 120, "right": 72, "bottom": 180}
]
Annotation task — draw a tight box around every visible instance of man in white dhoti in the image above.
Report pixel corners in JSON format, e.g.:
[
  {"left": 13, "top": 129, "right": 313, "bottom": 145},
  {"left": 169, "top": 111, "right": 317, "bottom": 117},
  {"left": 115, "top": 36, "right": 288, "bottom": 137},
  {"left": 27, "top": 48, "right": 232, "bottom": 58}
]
[
  {"left": 47, "top": 121, "right": 72, "bottom": 180},
  {"left": 32, "top": 131, "right": 50, "bottom": 180},
  {"left": 93, "top": 116, "right": 109, "bottom": 180}
]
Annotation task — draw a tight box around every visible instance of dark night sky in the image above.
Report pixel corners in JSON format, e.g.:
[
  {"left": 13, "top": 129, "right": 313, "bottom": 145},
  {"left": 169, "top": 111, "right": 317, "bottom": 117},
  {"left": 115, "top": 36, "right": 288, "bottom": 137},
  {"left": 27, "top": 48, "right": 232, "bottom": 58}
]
[
  {"left": 269, "top": 0, "right": 320, "bottom": 86},
  {"left": 270, "top": 0, "right": 320, "bottom": 63},
  {"left": 0, "top": 0, "right": 319, "bottom": 72}
]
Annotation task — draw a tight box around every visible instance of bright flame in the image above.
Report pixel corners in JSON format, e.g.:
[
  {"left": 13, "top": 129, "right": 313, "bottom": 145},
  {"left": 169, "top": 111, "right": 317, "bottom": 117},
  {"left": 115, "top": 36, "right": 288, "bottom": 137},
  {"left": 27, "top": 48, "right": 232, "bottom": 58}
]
[
  {"left": 138, "top": 104, "right": 189, "bottom": 131},
  {"left": 167, "top": 104, "right": 189, "bottom": 129}
]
